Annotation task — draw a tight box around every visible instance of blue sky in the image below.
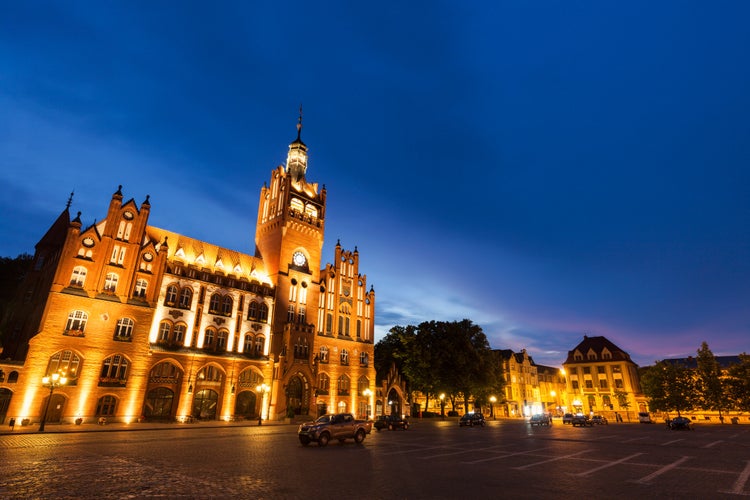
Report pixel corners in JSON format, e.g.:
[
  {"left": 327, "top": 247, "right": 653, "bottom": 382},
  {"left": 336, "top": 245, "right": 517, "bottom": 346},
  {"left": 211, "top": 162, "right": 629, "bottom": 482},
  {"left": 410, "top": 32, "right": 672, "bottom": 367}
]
[{"left": 2, "top": 1, "right": 749, "bottom": 367}]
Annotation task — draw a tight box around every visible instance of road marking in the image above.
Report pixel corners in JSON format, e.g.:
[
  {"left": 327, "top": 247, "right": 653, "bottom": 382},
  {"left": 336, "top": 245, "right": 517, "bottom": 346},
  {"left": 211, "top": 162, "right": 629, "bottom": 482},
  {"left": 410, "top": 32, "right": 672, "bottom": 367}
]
[
  {"left": 513, "top": 450, "right": 590, "bottom": 470},
  {"left": 703, "top": 440, "right": 723, "bottom": 448},
  {"left": 462, "top": 447, "right": 549, "bottom": 464},
  {"left": 662, "top": 439, "right": 684, "bottom": 446},
  {"left": 622, "top": 436, "right": 649, "bottom": 443},
  {"left": 571, "top": 453, "right": 643, "bottom": 477},
  {"left": 632, "top": 456, "right": 691, "bottom": 484},
  {"left": 721, "top": 460, "right": 750, "bottom": 495},
  {"left": 418, "top": 444, "right": 509, "bottom": 459}
]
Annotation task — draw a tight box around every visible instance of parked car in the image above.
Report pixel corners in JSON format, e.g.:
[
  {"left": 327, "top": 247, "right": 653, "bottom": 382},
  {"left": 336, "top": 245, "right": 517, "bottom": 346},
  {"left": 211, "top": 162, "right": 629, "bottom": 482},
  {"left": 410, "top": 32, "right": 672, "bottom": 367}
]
[
  {"left": 562, "top": 413, "right": 574, "bottom": 424},
  {"left": 529, "top": 414, "right": 551, "bottom": 426},
  {"left": 374, "top": 414, "right": 409, "bottom": 431},
  {"left": 638, "top": 412, "right": 653, "bottom": 424},
  {"left": 571, "top": 413, "right": 593, "bottom": 427},
  {"left": 591, "top": 415, "right": 608, "bottom": 425},
  {"left": 459, "top": 412, "right": 486, "bottom": 427},
  {"left": 667, "top": 416, "right": 692, "bottom": 430},
  {"left": 298, "top": 413, "right": 372, "bottom": 446}
]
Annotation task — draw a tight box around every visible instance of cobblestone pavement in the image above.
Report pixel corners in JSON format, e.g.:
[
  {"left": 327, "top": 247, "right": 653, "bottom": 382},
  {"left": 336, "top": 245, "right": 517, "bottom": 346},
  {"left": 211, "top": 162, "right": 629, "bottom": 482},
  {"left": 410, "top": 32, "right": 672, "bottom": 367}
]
[{"left": 1, "top": 419, "right": 749, "bottom": 499}]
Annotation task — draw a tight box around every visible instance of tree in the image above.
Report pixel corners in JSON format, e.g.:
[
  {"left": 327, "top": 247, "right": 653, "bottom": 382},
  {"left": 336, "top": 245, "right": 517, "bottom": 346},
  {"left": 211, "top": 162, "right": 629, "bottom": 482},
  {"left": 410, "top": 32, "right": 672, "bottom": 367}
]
[
  {"left": 0, "top": 253, "right": 33, "bottom": 343},
  {"left": 726, "top": 353, "right": 750, "bottom": 412},
  {"left": 695, "top": 342, "right": 726, "bottom": 422},
  {"left": 640, "top": 359, "right": 697, "bottom": 417}
]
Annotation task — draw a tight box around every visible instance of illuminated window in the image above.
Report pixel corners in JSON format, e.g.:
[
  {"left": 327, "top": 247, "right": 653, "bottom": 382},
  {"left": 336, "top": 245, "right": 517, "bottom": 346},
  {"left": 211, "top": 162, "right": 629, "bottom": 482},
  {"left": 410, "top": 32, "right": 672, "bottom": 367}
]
[
  {"left": 209, "top": 294, "right": 221, "bottom": 313},
  {"left": 357, "top": 376, "right": 369, "bottom": 393},
  {"left": 359, "top": 351, "right": 369, "bottom": 367},
  {"left": 337, "top": 375, "right": 350, "bottom": 395},
  {"left": 134, "top": 279, "right": 148, "bottom": 298},
  {"left": 217, "top": 330, "right": 228, "bottom": 350},
  {"left": 319, "top": 346, "right": 329, "bottom": 363},
  {"left": 290, "top": 197, "right": 304, "bottom": 213},
  {"left": 99, "top": 354, "right": 129, "bottom": 383},
  {"left": 304, "top": 204, "right": 317, "bottom": 218},
  {"left": 165, "top": 285, "right": 178, "bottom": 306},
  {"left": 244, "top": 334, "right": 253, "bottom": 353},
  {"left": 96, "top": 395, "right": 118, "bottom": 416},
  {"left": 104, "top": 273, "right": 119, "bottom": 293},
  {"left": 158, "top": 321, "right": 172, "bottom": 342},
  {"left": 204, "top": 328, "right": 216, "bottom": 348},
  {"left": 258, "top": 303, "right": 269, "bottom": 322},
  {"left": 65, "top": 310, "right": 88, "bottom": 333},
  {"left": 70, "top": 266, "right": 87, "bottom": 287},
  {"left": 317, "top": 373, "right": 329, "bottom": 392},
  {"left": 340, "top": 349, "right": 349, "bottom": 365},
  {"left": 221, "top": 296, "right": 233, "bottom": 316},
  {"left": 298, "top": 306, "right": 306, "bottom": 324},
  {"left": 197, "top": 365, "right": 222, "bottom": 382},
  {"left": 114, "top": 318, "right": 134, "bottom": 339},
  {"left": 179, "top": 288, "right": 193, "bottom": 309},
  {"left": 287, "top": 305, "right": 295, "bottom": 323},
  {"left": 248, "top": 302, "right": 258, "bottom": 320},
  {"left": 254, "top": 336, "right": 264, "bottom": 356},
  {"left": 46, "top": 350, "right": 82, "bottom": 383},
  {"left": 173, "top": 324, "right": 186, "bottom": 344}
]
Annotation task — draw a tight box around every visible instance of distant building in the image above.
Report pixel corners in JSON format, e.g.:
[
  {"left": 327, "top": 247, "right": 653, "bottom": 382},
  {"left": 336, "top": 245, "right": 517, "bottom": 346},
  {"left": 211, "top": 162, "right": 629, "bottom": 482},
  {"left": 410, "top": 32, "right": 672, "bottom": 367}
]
[
  {"left": 562, "top": 335, "right": 647, "bottom": 419},
  {"left": 0, "top": 115, "right": 377, "bottom": 426},
  {"left": 495, "top": 349, "right": 566, "bottom": 417}
]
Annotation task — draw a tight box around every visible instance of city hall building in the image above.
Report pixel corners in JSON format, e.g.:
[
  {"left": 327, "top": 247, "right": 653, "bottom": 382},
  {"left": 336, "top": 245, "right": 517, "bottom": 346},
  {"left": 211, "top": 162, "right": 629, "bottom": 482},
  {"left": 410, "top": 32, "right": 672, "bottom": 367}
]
[{"left": 0, "top": 116, "right": 377, "bottom": 426}]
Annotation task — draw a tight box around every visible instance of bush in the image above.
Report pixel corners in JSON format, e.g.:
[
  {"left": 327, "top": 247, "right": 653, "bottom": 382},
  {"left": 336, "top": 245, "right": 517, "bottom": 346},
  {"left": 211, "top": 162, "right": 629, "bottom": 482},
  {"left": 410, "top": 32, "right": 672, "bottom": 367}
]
[
  {"left": 447, "top": 410, "right": 459, "bottom": 417},
  {"left": 420, "top": 411, "right": 439, "bottom": 418}
]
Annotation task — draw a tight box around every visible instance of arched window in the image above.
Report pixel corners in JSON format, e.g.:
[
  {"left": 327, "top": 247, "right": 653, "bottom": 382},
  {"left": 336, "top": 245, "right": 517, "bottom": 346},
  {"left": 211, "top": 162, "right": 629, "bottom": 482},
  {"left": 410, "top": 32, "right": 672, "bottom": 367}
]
[
  {"left": 222, "top": 296, "right": 233, "bottom": 316},
  {"left": 209, "top": 294, "right": 221, "bottom": 313},
  {"left": 197, "top": 365, "right": 222, "bottom": 382},
  {"left": 254, "top": 336, "right": 264, "bottom": 356},
  {"left": 47, "top": 350, "right": 82, "bottom": 383},
  {"left": 238, "top": 369, "right": 263, "bottom": 388},
  {"left": 337, "top": 374, "right": 350, "bottom": 395},
  {"left": 134, "top": 279, "right": 148, "bottom": 298},
  {"left": 358, "top": 376, "right": 369, "bottom": 394},
  {"left": 99, "top": 354, "right": 129, "bottom": 385},
  {"left": 114, "top": 318, "right": 134, "bottom": 340},
  {"left": 248, "top": 302, "right": 258, "bottom": 320},
  {"left": 317, "top": 373, "right": 330, "bottom": 393},
  {"left": 70, "top": 266, "right": 87, "bottom": 287},
  {"left": 173, "top": 324, "right": 186, "bottom": 345},
  {"left": 340, "top": 349, "right": 349, "bottom": 365},
  {"left": 243, "top": 333, "right": 253, "bottom": 353},
  {"left": 359, "top": 351, "right": 369, "bottom": 367},
  {"left": 149, "top": 361, "right": 180, "bottom": 380},
  {"left": 65, "top": 310, "right": 88, "bottom": 333},
  {"left": 96, "top": 395, "right": 118, "bottom": 417},
  {"left": 158, "top": 321, "right": 172, "bottom": 343},
  {"left": 258, "top": 303, "right": 269, "bottom": 322},
  {"left": 104, "top": 272, "right": 119, "bottom": 293},
  {"left": 179, "top": 287, "right": 193, "bottom": 309},
  {"left": 204, "top": 328, "right": 216, "bottom": 349},
  {"left": 319, "top": 346, "right": 329, "bottom": 363},
  {"left": 325, "top": 313, "right": 332, "bottom": 334},
  {"left": 165, "top": 285, "right": 178, "bottom": 306},
  {"left": 217, "top": 330, "right": 228, "bottom": 350}
]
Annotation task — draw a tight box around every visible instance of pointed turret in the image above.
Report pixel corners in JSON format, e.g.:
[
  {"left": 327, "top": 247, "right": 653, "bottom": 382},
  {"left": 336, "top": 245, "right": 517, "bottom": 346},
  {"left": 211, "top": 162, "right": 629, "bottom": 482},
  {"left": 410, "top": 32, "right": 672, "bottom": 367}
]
[{"left": 286, "top": 106, "right": 308, "bottom": 182}]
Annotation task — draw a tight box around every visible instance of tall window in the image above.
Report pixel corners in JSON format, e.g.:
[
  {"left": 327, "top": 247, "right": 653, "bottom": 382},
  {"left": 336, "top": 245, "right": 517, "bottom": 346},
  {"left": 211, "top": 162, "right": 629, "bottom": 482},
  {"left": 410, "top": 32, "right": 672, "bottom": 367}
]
[
  {"left": 318, "top": 373, "right": 330, "bottom": 393},
  {"left": 209, "top": 294, "right": 221, "bottom": 313},
  {"left": 70, "top": 266, "right": 87, "bottom": 287},
  {"left": 104, "top": 273, "right": 119, "bottom": 293},
  {"left": 337, "top": 375, "right": 350, "bottom": 395},
  {"left": 100, "top": 354, "right": 129, "bottom": 382},
  {"left": 258, "top": 303, "right": 269, "bottom": 322},
  {"left": 47, "top": 350, "right": 82, "bottom": 383},
  {"left": 217, "top": 330, "right": 228, "bottom": 350},
  {"left": 96, "top": 395, "right": 118, "bottom": 416},
  {"left": 248, "top": 302, "right": 258, "bottom": 320},
  {"left": 134, "top": 279, "right": 148, "bottom": 298},
  {"left": 340, "top": 349, "right": 349, "bottom": 365},
  {"left": 254, "top": 336, "right": 264, "bottom": 356},
  {"left": 244, "top": 334, "right": 253, "bottom": 353},
  {"left": 298, "top": 306, "right": 306, "bottom": 324},
  {"left": 65, "top": 310, "right": 88, "bottom": 333},
  {"left": 179, "top": 288, "right": 193, "bottom": 309},
  {"left": 204, "top": 328, "right": 216, "bottom": 349},
  {"left": 173, "top": 324, "right": 186, "bottom": 345},
  {"left": 165, "top": 285, "right": 178, "bottom": 305},
  {"left": 359, "top": 351, "right": 369, "bottom": 366},
  {"left": 114, "top": 318, "right": 134, "bottom": 339},
  {"left": 319, "top": 346, "right": 329, "bottom": 363},
  {"left": 221, "top": 296, "right": 233, "bottom": 316},
  {"left": 158, "top": 321, "right": 172, "bottom": 343}
]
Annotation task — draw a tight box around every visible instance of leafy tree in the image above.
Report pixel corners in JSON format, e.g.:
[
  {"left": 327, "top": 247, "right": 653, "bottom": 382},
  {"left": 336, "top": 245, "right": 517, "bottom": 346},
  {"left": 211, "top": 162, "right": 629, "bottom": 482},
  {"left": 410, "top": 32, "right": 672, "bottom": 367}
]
[
  {"left": 695, "top": 342, "right": 726, "bottom": 421},
  {"left": 0, "top": 253, "right": 33, "bottom": 343},
  {"left": 726, "top": 353, "right": 750, "bottom": 412},
  {"left": 640, "top": 359, "right": 697, "bottom": 416}
]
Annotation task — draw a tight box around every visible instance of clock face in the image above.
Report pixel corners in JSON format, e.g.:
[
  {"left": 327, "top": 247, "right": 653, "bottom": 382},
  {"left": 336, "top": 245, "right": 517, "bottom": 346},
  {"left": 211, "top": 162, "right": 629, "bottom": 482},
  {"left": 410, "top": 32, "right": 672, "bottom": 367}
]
[
  {"left": 123, "top": 211, "right": 134, "bottom": 220},
  {"left": 143, "top": 252, "right": 153, "bottom": 262},
  {"left": 293, "top": 251, "right": 306, "bottom": 267},
  {"left": 82, "top": 237, "right": 95, "bottom": 247}
]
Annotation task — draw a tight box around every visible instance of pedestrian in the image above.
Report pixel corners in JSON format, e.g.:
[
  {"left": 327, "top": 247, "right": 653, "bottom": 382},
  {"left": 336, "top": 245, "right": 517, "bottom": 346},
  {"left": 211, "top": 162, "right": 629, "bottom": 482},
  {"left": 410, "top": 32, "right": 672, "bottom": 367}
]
[{"left": 8, "top": 417, "right": 15, "bottom": 431}]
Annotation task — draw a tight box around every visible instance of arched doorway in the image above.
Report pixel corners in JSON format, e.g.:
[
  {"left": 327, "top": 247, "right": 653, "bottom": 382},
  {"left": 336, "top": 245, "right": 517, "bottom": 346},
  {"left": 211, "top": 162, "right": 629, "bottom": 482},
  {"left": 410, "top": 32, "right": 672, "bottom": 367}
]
[
  {"left": 387, "top": 388, "right": 403, "bottom": 416},
  {"left": 0, "top": 388, "right": 12, "bottom": 423},
  {"left": 192, "top": 389, "right": 219, "bottom": 420},
  {"left": 235, "top": 390, "right": 258, "bottom": 419},
  {"left": 144, "top": 387, "right": 175, "bottom": 421},
  {"left": 286, "top": 376, "right": 304, "bottom": 416},
  {"left": 41, "top": 393, "right": 66, "bottom": 424}
]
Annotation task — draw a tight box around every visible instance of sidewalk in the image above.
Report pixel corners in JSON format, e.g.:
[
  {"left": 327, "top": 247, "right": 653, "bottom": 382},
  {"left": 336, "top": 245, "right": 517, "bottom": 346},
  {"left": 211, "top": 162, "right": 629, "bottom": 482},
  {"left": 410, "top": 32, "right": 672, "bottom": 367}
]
[{"left": 1, "top": 418, "right": 289, "bottom": 435}]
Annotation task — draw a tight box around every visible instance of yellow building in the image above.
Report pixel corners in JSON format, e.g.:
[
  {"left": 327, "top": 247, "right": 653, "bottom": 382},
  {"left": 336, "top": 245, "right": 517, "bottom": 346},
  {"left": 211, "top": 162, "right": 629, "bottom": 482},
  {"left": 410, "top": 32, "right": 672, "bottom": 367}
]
[
  {"left": 496, "top": 349, "right": 566, "bottom": 418},
  {"left": 0, "top": 115, "right": 376, "bottom": 426},
  {"left": 562, "top": 335, "right": 647, "bottom": 421}
]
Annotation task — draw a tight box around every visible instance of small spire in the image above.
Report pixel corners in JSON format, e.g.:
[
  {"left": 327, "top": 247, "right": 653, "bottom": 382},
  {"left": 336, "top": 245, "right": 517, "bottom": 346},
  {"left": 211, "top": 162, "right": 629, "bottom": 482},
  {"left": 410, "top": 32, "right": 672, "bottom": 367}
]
[
  {"left": 297, "top": 104, "right": 303, "bottom": 141},
  {"left": 66, "top": 191, "right": 74, "bottom": 210},
  {"left": 72, "top": 211, "right": 82, "bottom": 224},
  {"left": 143, "top": 194, "right": 151, "bottom": 206}
]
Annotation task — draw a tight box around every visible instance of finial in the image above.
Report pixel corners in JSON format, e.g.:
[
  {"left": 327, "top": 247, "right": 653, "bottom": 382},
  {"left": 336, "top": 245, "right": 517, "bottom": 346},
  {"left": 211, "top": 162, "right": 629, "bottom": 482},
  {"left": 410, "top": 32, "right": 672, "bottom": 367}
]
[
  {"left": 66, "top": 191, "right": 74, "bottom": 209},
  {"left": 297, "top": 104, "right": 303, "bottom": 140}
]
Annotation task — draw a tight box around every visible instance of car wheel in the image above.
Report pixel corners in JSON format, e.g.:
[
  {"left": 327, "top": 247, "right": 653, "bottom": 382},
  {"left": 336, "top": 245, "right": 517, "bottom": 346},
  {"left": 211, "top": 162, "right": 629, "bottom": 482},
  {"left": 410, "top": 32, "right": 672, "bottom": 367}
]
[
  {"left": 404, "top": 424, "right": 409, "bottom": 430},
  {"left": 354, "top": 429, "right": 366, "bottom": 443},
  {"left": 318, "top": 432, "right": 330, "bottom": 447},
  {"left": 388, "top": 424, "right": 393, "bottom": 431},
  {"left": 299, "top": 436, "right": 311, "bottom": 446}
]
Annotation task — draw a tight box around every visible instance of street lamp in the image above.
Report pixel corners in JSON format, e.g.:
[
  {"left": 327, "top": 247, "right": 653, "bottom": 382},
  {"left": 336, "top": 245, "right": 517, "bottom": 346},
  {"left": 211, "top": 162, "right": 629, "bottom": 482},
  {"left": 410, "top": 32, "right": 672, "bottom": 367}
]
[
  {"left": 363, "top": 388, "right": 372, "bottom": 419},
  {"left": 489, "top": 396, "right": 497, "bottom": 419},
  {"left": 39, "top": 373, "right": 67, "bottom": 432},
  {"left": 256, "top": 383, "right": 270, "bottom": 426},
  {"left": 439, "top": 393, "right": 445, "bottom": 418}
]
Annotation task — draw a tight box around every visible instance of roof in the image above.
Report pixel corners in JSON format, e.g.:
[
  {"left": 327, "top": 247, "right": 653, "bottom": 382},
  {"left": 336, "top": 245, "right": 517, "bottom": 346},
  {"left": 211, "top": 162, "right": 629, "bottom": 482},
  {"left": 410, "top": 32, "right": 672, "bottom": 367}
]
[{"left": 564, "top": 335, "right": 635, "bottom": 365}]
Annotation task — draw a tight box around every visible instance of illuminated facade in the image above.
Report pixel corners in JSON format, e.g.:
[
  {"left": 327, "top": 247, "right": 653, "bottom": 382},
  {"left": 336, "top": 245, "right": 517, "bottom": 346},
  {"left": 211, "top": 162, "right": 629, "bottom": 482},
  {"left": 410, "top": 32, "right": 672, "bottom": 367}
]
[
  {"left": 496, "top": 349, "right": 567, "bottom": 417},
  {"left": 562, "top": 335, "right": 647, "bottom": 420},
  {"left": 0, "top": 116, "right": 376, "bottom": 426}
]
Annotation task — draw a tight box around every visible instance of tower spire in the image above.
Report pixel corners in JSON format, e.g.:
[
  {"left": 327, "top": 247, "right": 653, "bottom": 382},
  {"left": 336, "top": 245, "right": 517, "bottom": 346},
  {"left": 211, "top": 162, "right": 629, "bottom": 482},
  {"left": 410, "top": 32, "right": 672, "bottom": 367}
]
[
  {"left": 286, "top": 105, "right": 308, "bottom": 182},
  {"left": 66, "top": 191, "right": 74, "bottom": 210},
  {"left": 296, "top": 104, "right": 303, "bottom": 141}
]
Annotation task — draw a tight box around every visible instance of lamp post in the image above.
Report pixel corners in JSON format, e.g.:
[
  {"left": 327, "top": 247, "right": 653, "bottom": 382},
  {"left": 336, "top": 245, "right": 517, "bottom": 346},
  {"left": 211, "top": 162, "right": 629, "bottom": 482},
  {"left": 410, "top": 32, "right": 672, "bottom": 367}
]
[
  {"left": 489, "top": 396, "right": 497, "bottom": 420},
  {"left": 256, "top": 383, "right": 270, "bottom": 426},
  {"left": 363, "top": 388, "right": 372, "bottom": 419},
  {"left": 439, "top": 393, "right": 445, "bottom": 418},
  {"left": 39, "top": 373, "right": 67, "bottom": 432}
]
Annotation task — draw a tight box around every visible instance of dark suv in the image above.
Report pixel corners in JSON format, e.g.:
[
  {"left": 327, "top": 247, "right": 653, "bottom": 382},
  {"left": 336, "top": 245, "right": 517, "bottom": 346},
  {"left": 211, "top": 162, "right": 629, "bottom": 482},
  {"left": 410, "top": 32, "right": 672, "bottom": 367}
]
[
  {"left": 459, "top": 412, "right": 486, "bottom": 427},
  {"left": 374, "top": 415, "right": 409, "bottom": 431}
]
